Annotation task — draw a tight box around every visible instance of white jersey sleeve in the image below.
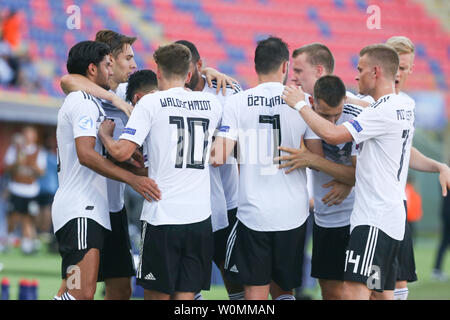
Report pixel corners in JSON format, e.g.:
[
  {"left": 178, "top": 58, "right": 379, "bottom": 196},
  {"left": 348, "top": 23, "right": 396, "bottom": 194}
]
[
  {"left": 71, "top": 95, "right": 103, "bottom": 139},
  {"left": 119, "top": 98, "right": 153, "bottom": 146},
  {"left": 217, "top": 94, "right": 239, "bottom": 141}
]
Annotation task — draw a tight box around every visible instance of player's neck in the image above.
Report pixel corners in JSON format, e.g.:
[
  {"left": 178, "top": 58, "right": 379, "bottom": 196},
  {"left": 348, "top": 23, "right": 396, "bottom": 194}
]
[
  {"left": 257, "top": 73, "right": 284, "bottom": 85},
  {"left": 373, "top": 80, "right": 395, "bottom": 101},
  {"left": 109, "top": 79, "right": 120, "bottom": 92},
  {"left": 193, "top": 73, "right": 205, "bottom": 92},
  {"left": 159, "top": 78, "right": 186, "bottom": 91}
]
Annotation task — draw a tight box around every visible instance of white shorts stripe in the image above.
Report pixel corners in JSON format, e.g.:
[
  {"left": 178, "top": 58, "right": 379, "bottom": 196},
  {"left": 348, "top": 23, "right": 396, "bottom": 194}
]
[
  {"left": 137, "top": 222, "right": 147, "bottom": 279},
  {"left": 360, "top": 226, "right": 374, "bottom": 275},
  {"left": 366, "top": 228, "right": 379, "bottom": 276},
  {"left": 77, "top": 218, "right": 81, "bottom": 250},
  {"left": 224, "top": 220, "right": 238, "bottom": 270}
]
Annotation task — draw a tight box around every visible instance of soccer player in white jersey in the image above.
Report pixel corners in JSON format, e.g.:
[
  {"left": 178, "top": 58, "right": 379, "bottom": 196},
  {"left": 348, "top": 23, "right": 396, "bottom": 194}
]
[
  {"left": 175, "top": 39, "right": 245, "bottom": 301},
  {"left": 283, "top": 44, "right": 415, "bottom": 299},
  {"left": 98, "top": 43, "right": 223, "bottom": 300},
  {"left": 52, "top": 41, "right": 160, "bottom": 300},
  {"left": 278, "top": 75, "right": 363, "bottom": 300},
  {"left": 369, "top": 36, "right": 450, "bottom": 301},
  {"left": 211, "top": 37, "right": 323, "bottom": 300}
]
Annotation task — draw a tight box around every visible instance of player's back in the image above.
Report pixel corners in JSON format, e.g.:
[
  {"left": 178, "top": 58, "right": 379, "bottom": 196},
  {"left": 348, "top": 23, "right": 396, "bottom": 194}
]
[
  {"left": 122, "top": 87, "right": 222, "bottom": 226},
  {"left": 344, "top": 93, "right": 415, "bottom": 240},
  {"left": 52, "top": 91, "right": 109, "bottom": 232},
  {"left": 220, "top": 82, "right": 317, "bottom": 232}
]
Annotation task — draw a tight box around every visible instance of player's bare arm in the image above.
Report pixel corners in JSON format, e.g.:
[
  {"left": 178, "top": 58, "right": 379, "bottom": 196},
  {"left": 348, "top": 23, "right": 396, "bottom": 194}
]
[
  {"left": 409, "top": 147, "right": 450, "bottom": 197},
  {"left": 98, "top": 119, "right": 138, "bottom": 163},
  {"left": 60, "top": 74, "right": 133, "bottom": 117},
  {"left": 202, "top": 67, "right": 238, "bottom": 95},
  {"left": 346, "top": 96, "right": 371, "bottom": 107},
  {"left": 276, "top": 139, "right": 355, "bottom": 186},
  {"left": 210, "top": 136, "right": 237, "bottom": 167},
  {"left": 282, "top": 85, "right": 353, "bottom": 145},
  {"left": 75, "top": 136, "right": 161, "bottom": 201}
]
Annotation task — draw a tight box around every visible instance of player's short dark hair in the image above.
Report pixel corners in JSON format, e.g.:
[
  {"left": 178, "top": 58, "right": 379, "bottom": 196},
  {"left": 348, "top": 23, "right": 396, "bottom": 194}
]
[
  {"left": 95, "top": 29, "right": 137, "bottom": 57},
  {"left": 175, "top": 40, "right": 200, "bottom": 63},
  {"left": 254, "top": 36, "right": 289, "bottom": 75},
  {"left": 292, "top": 43, "right": 335, "bottom": 74},
  {"left": 360, "top": 44, "right": 399, "bottom": 80},
  {"left": 153, "top": 43, "right": 191, "bottom": 80},
  {"left": 313, "top": 75, "right": 346, "bottom": 108},
  {"left": 125, "top": 70, "right": 158, "bottom": 102},
  {"left": 66, "top": 41, "right": 111, "bottom": 76}
]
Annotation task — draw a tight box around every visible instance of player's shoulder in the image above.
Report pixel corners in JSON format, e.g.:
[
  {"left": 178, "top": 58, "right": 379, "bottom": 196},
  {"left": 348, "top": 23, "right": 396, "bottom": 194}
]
[
  {"left": 210, "top": 79, "right": 242, "bottom": 95},
  {"left": 398, "top": 91, "right": 415, "bottom": 106},
  {"left": 343, "top": 103, "right": 364, "bottom": 118},
  {"left": 64, "top": 91, "right": 101, "bottom": 110}
]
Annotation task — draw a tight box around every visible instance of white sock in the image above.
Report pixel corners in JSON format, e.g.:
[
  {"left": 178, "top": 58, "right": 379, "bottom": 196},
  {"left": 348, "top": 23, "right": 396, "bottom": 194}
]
[
  {"left": 194, "top": 292, "right": 203, "bottom": 300},
  {"left": 394, "top": 288, "right": 409, "bottom": 300},
  {"left": 275, "top": 294, "right": 296, "bottom": 300},
  {"left": 228, "top": 291, "right": 245, "bottom": 300},
  {"left": 61, "top": 292, "right": 76, "bottom": 300},
  {"left": 21, "top": 238, "right": 34, "bottom": 254},
  {"left": 53, "top": 295, "right": 62, "bottom": 300}
]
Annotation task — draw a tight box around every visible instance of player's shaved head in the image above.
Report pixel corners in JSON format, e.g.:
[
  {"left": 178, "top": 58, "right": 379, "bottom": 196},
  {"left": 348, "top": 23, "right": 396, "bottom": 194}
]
[
  {"left": 254, "top": 36, "right": 289, "bottom": 75},
  {"left": 153, "top": 43, "right": 192, "bottom": 80},
  {"left": 359, "top": 44, "right": 399, "bottom": 80},
  {"left": 292, "top": 43, "right": 334, "bottom": 74}
]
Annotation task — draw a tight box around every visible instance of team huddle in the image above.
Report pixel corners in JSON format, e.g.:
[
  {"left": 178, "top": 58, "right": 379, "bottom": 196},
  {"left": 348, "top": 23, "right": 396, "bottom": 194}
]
[{"left": 51, "top": 30, "right": 450, "bottom": 300}]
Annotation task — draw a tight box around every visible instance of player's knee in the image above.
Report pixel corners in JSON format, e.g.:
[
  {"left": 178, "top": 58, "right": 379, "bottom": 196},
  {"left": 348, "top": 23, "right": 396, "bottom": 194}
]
[{"left": 105, "top": 279, "right": 132, "bottom": 300}]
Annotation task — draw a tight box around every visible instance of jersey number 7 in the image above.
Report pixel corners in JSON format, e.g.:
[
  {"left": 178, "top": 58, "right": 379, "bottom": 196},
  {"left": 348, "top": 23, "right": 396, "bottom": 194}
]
[{"left": 169, "top": 116, "right": 210, "bottom": 169}]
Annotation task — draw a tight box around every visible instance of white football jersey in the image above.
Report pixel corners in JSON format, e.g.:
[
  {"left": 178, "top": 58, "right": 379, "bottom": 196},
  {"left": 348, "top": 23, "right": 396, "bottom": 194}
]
[
  {"left": 217, "top": 82, "right": 320, "bottom": 232},
  {"left": 313, "top": 104, "right": 363, "bottom": 228},
  {"left": 115, "top": 82, "right": 128, "bottom": 101},
  {"left": 202, "top": 76, "right": 241, "bottom": 231},
  {"left": 120, "top": 87, "right": 223, "bottom": 226},
  {"left": 342, "top": 93, "right": 415, "bottom": 240},
  {"left": 397, "top": 91, "right": 416, "bottom": 201},
  {"left": 52, "top": 91, "right": 110, "bottom": 233}
]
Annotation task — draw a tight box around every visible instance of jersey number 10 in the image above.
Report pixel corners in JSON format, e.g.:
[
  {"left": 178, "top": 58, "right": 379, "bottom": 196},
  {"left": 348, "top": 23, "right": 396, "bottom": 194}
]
[{"left": 169, "top": 116, "right": 210, "bottom": 170}]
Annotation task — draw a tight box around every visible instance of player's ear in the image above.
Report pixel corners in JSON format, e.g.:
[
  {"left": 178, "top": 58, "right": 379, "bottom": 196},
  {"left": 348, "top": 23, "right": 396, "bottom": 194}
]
[
  {"left": 87, "top": 62, "right": 97, "bottom": 77},
  {"left": 281, "top": 60, "right": 288, "bottom": 74},
  {"left": 309, "top": 96, "right": 314, "bottom": 107},
  {"left": 197, "top": 59, "right": 203, "bottom": 71},
  {"left": 185, "top": 70, "right": 192, "bottom": 84},
  {"left": 316, "top": 64, "right": 324, "bottom": 77}
]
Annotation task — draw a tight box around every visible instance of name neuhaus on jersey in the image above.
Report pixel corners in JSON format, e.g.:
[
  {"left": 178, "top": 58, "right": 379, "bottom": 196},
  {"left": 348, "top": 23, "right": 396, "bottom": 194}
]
[
  {"left": 247, "top": 94, "right": 286, "bottom": 107},
  {"left": 160, "top": 97, "right": 212, "bottom": 110}
]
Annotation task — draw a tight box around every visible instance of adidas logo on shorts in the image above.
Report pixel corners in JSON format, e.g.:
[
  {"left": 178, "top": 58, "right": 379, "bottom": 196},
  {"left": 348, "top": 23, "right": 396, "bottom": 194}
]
[
  {"left": 230, "top": 265, "right": 239, "bottom": 273},
  {"left": 145, "top": 273, "right": 156, "bottom": 280}
]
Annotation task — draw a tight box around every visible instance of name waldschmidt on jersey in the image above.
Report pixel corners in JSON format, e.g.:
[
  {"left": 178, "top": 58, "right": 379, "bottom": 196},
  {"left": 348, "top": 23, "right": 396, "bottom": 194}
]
[{"left": 160, "top": 97, "right": 212, "bottom": 110}]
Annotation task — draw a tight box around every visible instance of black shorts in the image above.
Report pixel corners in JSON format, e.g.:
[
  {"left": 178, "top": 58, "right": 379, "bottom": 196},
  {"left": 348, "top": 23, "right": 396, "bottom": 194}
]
[
  {"left": 396, "top": 221, "right": 417, "bottom": 282},
  {"left": 8, "top": 193, "right": 37, "bottom": 215},
  {"left": 98, "top": 207, "right": 135, "bottom": 281},
  {"left": 36, "top": 193, "right": 54, "bottom": 206},
  {"left": 55, "top": 217, "right": 109, "bottom": 280},
  {"left": 343, "top": 225, "right": 400, "bottom": 292},
  {"left": 311, "top": 222, "right": 350, "bottom": 281},
  {"left": 136, "top": 217, "right": 213, "bottom": 295},
  {"left": 224, "top": 220, "right": 306, "bottom": 291},
  {"left": 213, "top": 207, "right": 238, "bottom": 268}
]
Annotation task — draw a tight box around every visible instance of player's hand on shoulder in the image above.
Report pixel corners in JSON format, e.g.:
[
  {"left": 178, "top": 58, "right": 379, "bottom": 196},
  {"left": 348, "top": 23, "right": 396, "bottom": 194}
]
[
  {"left": 131, "top": 175, "right": 161, "bottom": 202},
  {"left": 202, "top": 67, "right": 238, "bottom": 95},
  {"left": 99, "top": 119, "right": 116, "bottom": 138},
  {"left": 282, "top": 85, "right": 306, "bottom": 108},
  {"left": 321, "top": 180, "right": 352, "bottom": 206}
]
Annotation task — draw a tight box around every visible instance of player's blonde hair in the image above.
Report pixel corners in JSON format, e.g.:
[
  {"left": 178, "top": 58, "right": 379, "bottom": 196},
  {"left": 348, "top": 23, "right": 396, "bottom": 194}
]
[{"left": 385, "top": 36, "right": 415, "bottom": 56}]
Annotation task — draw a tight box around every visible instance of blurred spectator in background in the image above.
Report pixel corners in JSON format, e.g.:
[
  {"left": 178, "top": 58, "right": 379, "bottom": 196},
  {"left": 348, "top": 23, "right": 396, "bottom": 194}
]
[
  {"left": 405, "top": 176, "right": 423, "bottom": 243},
  {"left": 36, "top": 132, "right": 58, "bottom": 250},
  {"left": 3, "top": 126, "right": 46, "bottom": 254},
  {"left": 0, "top": 174, "right": 8, "bottom": 252},
  {"left": 1, "top": 8, "right": 21, "bottom": 50},
  {"left": 433, "top": 180, "right": 450, "bottom": 282},
  {"left": 0, "top": 36, "right": 14, "bottom": 85}
]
